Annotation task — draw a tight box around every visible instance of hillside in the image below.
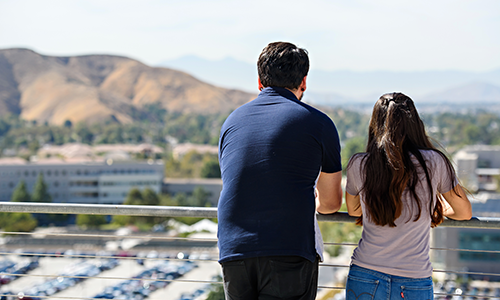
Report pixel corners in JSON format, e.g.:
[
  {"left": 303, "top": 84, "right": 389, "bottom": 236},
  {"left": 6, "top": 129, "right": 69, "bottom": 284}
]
[
  {"left": 0, "top": 49, "right": 255, "bottom": 125},
  {"left": 420, "top": 82, "right": 500, "bottom": 103}
]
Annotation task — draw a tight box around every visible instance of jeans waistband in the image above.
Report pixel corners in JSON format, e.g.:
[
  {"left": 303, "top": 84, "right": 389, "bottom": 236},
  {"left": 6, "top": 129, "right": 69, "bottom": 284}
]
[{"left": 350, "top": 264, "right": 432, "bottom": 282}]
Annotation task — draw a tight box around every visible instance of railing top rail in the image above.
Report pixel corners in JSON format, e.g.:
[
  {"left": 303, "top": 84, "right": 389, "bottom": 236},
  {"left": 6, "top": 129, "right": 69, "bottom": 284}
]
[{"left": 0, "top": 202, "right": 498, "bottom": 229}]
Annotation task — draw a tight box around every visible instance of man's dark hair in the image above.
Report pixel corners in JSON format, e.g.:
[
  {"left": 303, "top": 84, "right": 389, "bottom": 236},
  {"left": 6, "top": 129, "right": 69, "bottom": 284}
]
[{"left": 257, "top": 42, "right": 309, "bottom": 90}]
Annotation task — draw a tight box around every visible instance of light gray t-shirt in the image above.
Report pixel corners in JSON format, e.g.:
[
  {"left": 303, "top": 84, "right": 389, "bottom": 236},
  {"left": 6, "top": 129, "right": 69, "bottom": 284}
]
[{"left": 346, "top": 150, "right": 455, "bottom": 278}]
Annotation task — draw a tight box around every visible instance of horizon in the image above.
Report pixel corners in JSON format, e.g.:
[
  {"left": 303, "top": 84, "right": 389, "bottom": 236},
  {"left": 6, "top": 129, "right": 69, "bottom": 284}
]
[
  {"left": 2, "top": 47, "right": 500, "bottom": 101},
  {"left": 5, "top": 47, "right": 500, "bottom": 74}
]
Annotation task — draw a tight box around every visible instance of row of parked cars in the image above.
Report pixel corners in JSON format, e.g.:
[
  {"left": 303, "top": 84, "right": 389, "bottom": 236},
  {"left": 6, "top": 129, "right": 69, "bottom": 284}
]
[
  {"left": 0, "top": 259, "right": 39, "bottom": 285},
  {"left": 434, "top": 280, "right": 500, "bottom": 300},
  {"left": 93, "top": 260, "right": 197, "bottom": 300},
  {"left": 0, "top": 248, "right": 212, "bottom": 300},
  {"left": 21, "top": 259, "right": 119, "bottom": 299}
]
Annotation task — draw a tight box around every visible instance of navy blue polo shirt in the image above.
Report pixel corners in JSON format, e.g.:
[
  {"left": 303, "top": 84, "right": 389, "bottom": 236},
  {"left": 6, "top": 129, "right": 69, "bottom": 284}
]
[{"left": 217, "top": 87, "right": 341, "bottom": 263}]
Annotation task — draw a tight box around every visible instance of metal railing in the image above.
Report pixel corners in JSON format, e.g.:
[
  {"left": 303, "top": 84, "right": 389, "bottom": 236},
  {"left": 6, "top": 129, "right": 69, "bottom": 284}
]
[
  {"left": 0, "top": 202, "right": 499, "bottom": 300},
  {"left": 1, "top": 202, "right": 499, "bottom": 228}
]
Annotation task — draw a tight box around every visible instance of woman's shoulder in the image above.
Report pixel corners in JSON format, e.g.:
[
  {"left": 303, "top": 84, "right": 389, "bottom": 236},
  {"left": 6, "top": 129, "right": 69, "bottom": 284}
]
[
  {"left": 347, "top": 153, "right": 368, "bottom": 169},
  {"left": 418, "top": 149, "right": 446, "bottom": 161},
  {"left": 414, "top": 149, "right": 451, "bottom": 171}
]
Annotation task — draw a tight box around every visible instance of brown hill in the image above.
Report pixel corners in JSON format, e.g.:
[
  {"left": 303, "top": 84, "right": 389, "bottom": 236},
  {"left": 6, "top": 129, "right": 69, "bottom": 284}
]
[{"left": 0, "top": 48, "right": 255, "bottom": 125}]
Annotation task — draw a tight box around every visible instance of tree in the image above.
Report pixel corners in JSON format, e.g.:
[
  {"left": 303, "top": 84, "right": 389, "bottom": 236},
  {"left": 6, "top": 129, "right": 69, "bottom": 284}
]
[
  {"left": 0, "top": 212, "right": 37, "bottom": 232},
  {"left": 142, "top": 188, "right": 160, "bottom": 205},
  {"left": 76, "top": 214, "right": 108, "bottom": 229},
  {"left": 341, "top": 136, "right": 367, "bottom": 169},
  {"left": 319, "top": 222, "right": 362, "bottom": 257},
  {"left": 173, "top": 192, "right": 188, "bottom": 206},
  {"left": 11, "top": 180, "right": 31, "bottom": 202},
  {"left": 75, "top": 122, "right": 94, "bottom": 144},
  {"left": 30, "top": 174, "right": 53, "bottom": 226},
  {"left": 124, "top": 188, "right": 143, "bottom": 205},
  {"left": 113, "top": 188, "right": 143, "bottom": 225},
  {"left": 200, "top": 159, "right": 221, "bottom": 178},
  {"left": 31, "top": 174, "right": 52, "bottom": 203},
  {"left": 113, "top": 188, "right": 166, "bottom": 227},
  {"left": 206, "top": 277, "right": 225, "bottom": 300},
  {"left": 190, "top": 187, "right": 211, "bottom": 207}
]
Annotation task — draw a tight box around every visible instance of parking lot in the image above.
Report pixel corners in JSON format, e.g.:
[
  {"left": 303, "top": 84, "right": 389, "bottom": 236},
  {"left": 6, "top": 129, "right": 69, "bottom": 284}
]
[{"left": 0, "top": 249, "right": 221, "bottom": 300}]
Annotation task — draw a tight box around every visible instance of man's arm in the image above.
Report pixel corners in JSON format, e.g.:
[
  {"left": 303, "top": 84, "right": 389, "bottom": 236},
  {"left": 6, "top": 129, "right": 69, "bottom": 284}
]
[{"left": 315, "top": 171, "right": 342, "bottom": 214}]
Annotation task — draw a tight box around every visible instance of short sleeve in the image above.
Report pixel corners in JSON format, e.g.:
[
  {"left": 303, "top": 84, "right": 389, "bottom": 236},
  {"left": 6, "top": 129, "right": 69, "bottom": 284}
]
[
  {"left": 320, "top": 117, "right": 342, "bottom": 173},
  {"left": 346, "top": 154, "right": 365, "bottom": 196},
  {"left": 434, "top": 152, "right": 458, "bottom": 194}
]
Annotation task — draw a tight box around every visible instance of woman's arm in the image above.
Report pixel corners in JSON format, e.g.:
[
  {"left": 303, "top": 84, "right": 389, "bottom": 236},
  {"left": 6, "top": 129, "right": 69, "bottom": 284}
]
[
  {"left": 441, "top": 184, "right": 472, "bottom": 220},
  {"left": 346, "top": 191, "right": 362, "bottom": 217}
]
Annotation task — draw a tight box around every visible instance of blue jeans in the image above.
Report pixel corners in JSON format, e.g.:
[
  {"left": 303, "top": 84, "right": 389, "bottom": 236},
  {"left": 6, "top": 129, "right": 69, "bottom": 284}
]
[{"left": 346, "top": 264, "right": 434, "bottom": 300}]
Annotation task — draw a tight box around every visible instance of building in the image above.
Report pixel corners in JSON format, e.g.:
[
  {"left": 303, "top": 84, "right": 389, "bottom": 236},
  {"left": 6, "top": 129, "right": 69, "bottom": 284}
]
[
  {"left": 454, "top": 145, "right": 500, "bottom": 192},
  {"left": 37, "top": 143, "right": 164, "bottom": 160},
  {"left": 432, "top": 193, "right": 500, "bottom": 279},
  {"left": 0, "top": 157, "right": 164, "bottom": 204},
  {"left": 171, "top": 143, "right": 218, "bottom": 160},
  {"left": 162, "top": 178, "right": 222, "bottom": 206}
]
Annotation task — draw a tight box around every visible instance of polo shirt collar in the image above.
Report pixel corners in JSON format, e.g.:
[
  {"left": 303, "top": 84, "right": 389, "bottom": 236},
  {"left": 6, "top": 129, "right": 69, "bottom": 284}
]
[{"left": 260, "top": 87, "right": 299, "bottom": 102}]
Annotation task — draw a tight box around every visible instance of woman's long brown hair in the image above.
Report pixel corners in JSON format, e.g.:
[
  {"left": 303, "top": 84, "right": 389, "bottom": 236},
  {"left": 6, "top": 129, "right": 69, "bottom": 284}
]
[{"left": 355, "top": 93, "right": 459, "bottom": 227}]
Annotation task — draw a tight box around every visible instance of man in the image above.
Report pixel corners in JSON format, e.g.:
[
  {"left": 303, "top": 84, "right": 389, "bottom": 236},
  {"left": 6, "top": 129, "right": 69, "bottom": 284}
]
[{"left": 217, "top": 42, "right": 342, "bottom": 300}]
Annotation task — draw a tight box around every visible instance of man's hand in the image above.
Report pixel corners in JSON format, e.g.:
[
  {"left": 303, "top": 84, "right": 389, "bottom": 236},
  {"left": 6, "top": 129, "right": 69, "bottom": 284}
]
[{"left": 316, "top": 171, "right": 342, "bottom": 214}]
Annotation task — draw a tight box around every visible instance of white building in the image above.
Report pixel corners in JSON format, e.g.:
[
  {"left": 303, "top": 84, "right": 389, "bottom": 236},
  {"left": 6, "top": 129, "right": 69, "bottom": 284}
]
[
  {"left": 453, "top": 145, "right": 500, "bottom": 192},
  {"left": 432, "top": 193, "right": 500, "bottom": 279},
  {"left": 0, "top": 157, "right": 164, "bottom": 204}
]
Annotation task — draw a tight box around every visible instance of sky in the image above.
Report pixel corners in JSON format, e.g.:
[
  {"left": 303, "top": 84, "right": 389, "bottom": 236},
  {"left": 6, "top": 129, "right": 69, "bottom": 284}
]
[{"left": 0, "top": 0, "right": 499, "bottom": 72}]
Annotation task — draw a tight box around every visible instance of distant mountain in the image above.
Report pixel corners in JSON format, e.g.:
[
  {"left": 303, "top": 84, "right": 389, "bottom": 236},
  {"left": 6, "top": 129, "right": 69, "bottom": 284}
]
[
  {"left": 0, "top": 49, "right": 255, "bottom": 125},
  {"left": 158, "top": 55, "right": 258, "bottom": 93},
  {"left": 420, "top": 82, "right": 500, "bottom": 103},
  {"left": 158, "top": 55, "right": 500, "bottom": 105}
]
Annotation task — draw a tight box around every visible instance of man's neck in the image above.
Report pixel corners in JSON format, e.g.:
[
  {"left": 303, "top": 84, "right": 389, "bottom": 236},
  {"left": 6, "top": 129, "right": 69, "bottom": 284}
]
[{"left": 286, "top": 88, "right": 303, "bottom": 101}]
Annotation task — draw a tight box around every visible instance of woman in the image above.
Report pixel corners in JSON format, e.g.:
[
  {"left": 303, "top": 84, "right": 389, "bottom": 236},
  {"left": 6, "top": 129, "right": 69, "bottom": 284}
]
[{"left": 345, "top": 93, "right": 472, "bottom": 300}]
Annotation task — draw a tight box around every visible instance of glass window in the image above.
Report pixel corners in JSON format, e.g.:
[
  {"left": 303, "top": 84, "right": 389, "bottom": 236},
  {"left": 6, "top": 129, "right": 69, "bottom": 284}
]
[{"left": 459, "top": 231, "right": 500, "bottom": 261}]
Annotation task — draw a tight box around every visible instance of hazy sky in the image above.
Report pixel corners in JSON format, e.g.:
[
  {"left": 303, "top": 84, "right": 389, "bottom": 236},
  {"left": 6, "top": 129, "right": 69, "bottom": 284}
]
[{"left": 1, "top": 0, "right": 499, "bottom": 72}]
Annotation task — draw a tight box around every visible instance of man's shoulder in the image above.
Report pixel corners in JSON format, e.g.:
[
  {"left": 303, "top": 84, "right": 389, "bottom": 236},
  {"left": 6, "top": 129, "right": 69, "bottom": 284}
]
[{"left": 224, "top": 91, "right": 335, "bottom": 129}]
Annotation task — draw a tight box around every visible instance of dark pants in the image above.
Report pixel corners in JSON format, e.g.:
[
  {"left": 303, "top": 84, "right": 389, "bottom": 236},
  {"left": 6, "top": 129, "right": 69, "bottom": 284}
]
[{"left": 221, "top": 256, "right": 319, "bottom": 300}]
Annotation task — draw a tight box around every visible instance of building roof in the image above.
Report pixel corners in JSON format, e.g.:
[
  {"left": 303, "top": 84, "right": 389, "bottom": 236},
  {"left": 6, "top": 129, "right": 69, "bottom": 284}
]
[
  {"left": 172, "top": 143, "right": 218, "bottom": 159},
  {"left": 38, "top": 143, "right": 164, "bottom": 159},
  {"left": 470, "top": 193, "right": 500, "bottom": 217},
  {"left": 0, "top": 157, "right": 27, "bottom": 165},
  {"left": 460, "top": 145, "right": 500, "bottom": 152}
]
